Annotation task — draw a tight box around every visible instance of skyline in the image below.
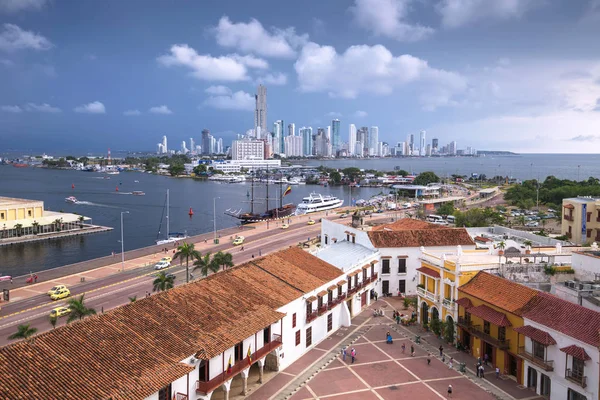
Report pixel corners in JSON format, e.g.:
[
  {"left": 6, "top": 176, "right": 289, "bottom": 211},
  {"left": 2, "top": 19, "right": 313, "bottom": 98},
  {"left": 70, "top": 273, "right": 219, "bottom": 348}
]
[{"left": 1, "top": 0, "right": 600, "bottom": 153}]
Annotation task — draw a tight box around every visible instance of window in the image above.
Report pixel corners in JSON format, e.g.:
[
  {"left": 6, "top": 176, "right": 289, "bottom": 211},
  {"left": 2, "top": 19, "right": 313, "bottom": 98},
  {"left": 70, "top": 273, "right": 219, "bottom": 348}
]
[
  {"left": 198, "top": 360, "right": 209, "bottom": 382},
  {"left": 498, "top": 326, "right": 506, "bottom": 341},
  {"left": 354, "top": 274, "right": 358, "bottom": 287},
  {"left": 306, "top": 327, "right": 312, "bottom": 347},
  {"left": 587, "top": 229, "right": 592, "bottom": 238},
  {"left": 532, "top": 340, "right": 545, "bottom": 360},
  {"left": 382, "top": 280, "right": 389, "bottom": 294},
  {"left": 27, "top": 210, "right": 32, "bottom": 217},
  {"left": 587, "top": 212, "right": 591, "bottom": 222},
  {"left": 346, "top": 233, "right": 350, "bottom": 241},
  {"left": 325, "top": 235, "right": 329, "bottom": 245},
  {"left": 484, "top": 321, "right": 490, "bottom": 334},
  {"left": 382, "top": 259, "right": 390, "bottom": 274},
  {"left": 327, "top": 313, "right": 333, "bottom": 332},
  {"left": 0, "top": 212, "right": 4, "bottom": 219},
  {"left": 362, "top": 269, "right": 367, "bottom": 282},
  {"left": 327, "top": 289, "right": 333, "bottom": 303},
  {"left": 318, "top": 295, "right": 323, "bottom": 309},
  {"left": 572, "top": 357, "right": 585, "bottom": 378},
  {"left": 234, "top": 341, "right": 244, "bottom": 361},
  {"left": 370, "top": 264, "right": 375, "bottom": 276},
  {"left": 568, "top": 388, "right": 587, "bottom": 400},
  {"left": 158, "top": 384, "right": 172, "bottom": 400},
  {"left": 398, "top": 280, "right": 406, "bottom": 294},
  {"left": 465, "top": 311, "right": 471, "bottom": 325},
  {"left": 352, "top": 236, "right": 355, "bottom": 244},
  {"left": 306, "top": 301, "right": 312, "bottom": 316},
  {"left": 398, "top": 258, "right": 407, "bottom": 274},
  {"left": 263, "top": 326, "right": 271, "bottom": 344},
  {"left": 295, "top": 330, "right": 301, "bottom": 346},
  {"left": 347, "top": 276, "right": 352, "bottom": 290},
  {"left": 292, "top": 313, "right": 297, "bottom": 328},
  {"left": 337, "top": 285, "right": 342, "bottom": 297}
]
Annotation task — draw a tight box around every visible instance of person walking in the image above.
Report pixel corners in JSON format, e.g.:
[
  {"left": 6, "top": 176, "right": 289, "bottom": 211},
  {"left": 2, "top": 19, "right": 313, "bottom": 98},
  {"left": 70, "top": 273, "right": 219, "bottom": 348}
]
[
  {"left": 342, "top": 346, "right": 347, "bottom": 362},
  {"left": 396, "top": 313, "right": 400, "bottom": 324},
  {"left": 448, "top": 357, "right": 453, "bottom": 369},
  {"left": 447, "top": 384, "right": 453, "bottom": 398},
  {"left": 495, "top": 367, "right": 500, "bottom": 379},
  {"left": 410, "top": 345, "right": 415, "bottom": 357},
  {"left": 484, "top": 353, "right": 489, "bottom": 366},
  {"left": 439, "top": 345, "right": 444, "bottom": 357},
  {"left": 479, "top": 364, "right": 485, "bottom": 378},
  {"left": 427, "top": 353, "right": 431, "bottom": 365},
  {"left": 476, "top": 362, "right": 480, "bottom": 377},
  {"left": 401, "top": 343, "right": 406, "bottom": 353},
  {"left": 351, "top": 348, "right": 356, "bottom": 364}
]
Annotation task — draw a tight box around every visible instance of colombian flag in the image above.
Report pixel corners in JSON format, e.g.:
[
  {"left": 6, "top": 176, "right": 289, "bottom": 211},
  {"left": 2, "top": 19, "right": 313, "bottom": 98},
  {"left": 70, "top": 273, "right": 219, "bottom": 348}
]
[
  {"left": 227, "top": 355, "right": 232, "bottom": 374},
  {"left": 283, "top": 186, "right": 292, "bottom": 197},
  {"left": 247, "top": 346, "right": 252, "bottom": 366}
]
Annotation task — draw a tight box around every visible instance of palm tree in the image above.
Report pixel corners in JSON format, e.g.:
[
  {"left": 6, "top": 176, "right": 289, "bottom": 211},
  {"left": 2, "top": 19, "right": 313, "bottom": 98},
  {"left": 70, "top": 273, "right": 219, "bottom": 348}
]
[
  {"left": 49, "top": 315, "right": 57, "bottom": 329},
  {"left": 153, "top": 271, "right": 175, "bottom": 292},
  {"left": 213, "top": 251, "right": 234, "bottom": 271},
  {"left": 193, "top": 252, "right": 220, "bottom": 277},
  {"left": 8, "top": 323, "right": 37, "bottom": 340},
  {"left": 516, "top": 215, "right": 526, "bottom": 227},
  {"left": 53, "top": 218, "right": 63, "bottom": 232},
  {"left": 66, "top": 295, "right": 97, "bottom": 323},
  {"left": 173, "top": 242, "right": 201, "bottom": 283},
  {"left": 14, "top": 223, "right": 23, "bottom": 237},
  {"left": 128, "top": 296, "right": 137, "bottom": 303},
  {"left": 78, "top": 215, "right": 85, "bottom": 228},
  {"left": 31, "top": 221, "right": 39, "bottom": 235}
]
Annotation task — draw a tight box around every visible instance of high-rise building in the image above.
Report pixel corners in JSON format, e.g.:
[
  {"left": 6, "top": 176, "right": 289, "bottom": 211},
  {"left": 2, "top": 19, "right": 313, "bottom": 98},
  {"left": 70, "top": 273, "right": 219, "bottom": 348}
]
[
  {"left": 419, "top": 130, "right": 426, "bottom": 156},
  {"left": 331, "top": 119, "right": 341, "bottom": 153},
  {"left": 217, "top": 138, "right": 223, "bottom": 154},
  {"left": 370, "top": 127, "right": 379, "bottom": 156},
  {"left": 432, "top": 138, "right": 439, "bottom": 152},
  {"left": 232, "top": 139, "right": 265, "bottom": 160},
  {"left": 273, "top": 120, "right": 284, "bottom": 154},
  {"left": 299, "top": 127, "right": 313, "bottom": 156},
  {"left": 181, "top": 141, "right": 188, "bottom": 154},
  {"left": 348, "top": 124, "right": 356, "bottom": 157},
  {"left": 426, "top": 144, "right": 432, "bottom": 156},
  {"left": 190, "top": 138, "right": 195, "bottom": 154},
  {"left": 360, "top": 127, "right": 369, "bottom": 156},
  {"left": 449, "top": 141, "right": 457, "bottom": 155},
  {"left": 195, "top": 145, "right": 202, "bottom": 154},
  {"left": 157, "top": 143, "right": 163, "bottom": 154},
  {"left": 254, "top": 85, "right": 267, "bottom": 134},
  {"left": 354, "top": 141, "right": 363, "bottom": 157},
  {"left": 409, "top": 134, "right": 414, "bottom": 155},
  {"left": 288, "top": 123, "right": 295, "bottom": 137},
  {"left": 201, "top": 129, "right": 212, "bottom": 155},
  {"left": 284, "top": 135, "right": 303, "bottom": 157}
]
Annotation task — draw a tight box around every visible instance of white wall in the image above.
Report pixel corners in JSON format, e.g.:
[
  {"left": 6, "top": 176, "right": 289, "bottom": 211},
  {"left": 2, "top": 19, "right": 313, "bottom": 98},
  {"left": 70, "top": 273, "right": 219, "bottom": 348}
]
[
  {"left": 320, "top": 219, "right": 374, "bottom": 249},
  {"left": 523, "top": 318, "right": 598, "bottom": 400},
  {"left": 571, "top": 252, "right": 600, "bottom": 281}
]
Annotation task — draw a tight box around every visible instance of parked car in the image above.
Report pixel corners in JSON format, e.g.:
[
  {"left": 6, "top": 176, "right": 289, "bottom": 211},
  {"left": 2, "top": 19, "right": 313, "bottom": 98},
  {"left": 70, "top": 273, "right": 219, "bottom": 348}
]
[
  {"left": 307, "top": 219, "right": 315, "bottom": 225},
  {"left": 525, "top": 221, "right": 539, "bottom": 227},
  {"left": 339, "top": 213, "right": 349, "bottom": 218},
  {"left": 154, "top": 261, "right": 170, "bottom": 270},
  {"left": 281, "top": 223, "right": 289, "bottom": 229}
]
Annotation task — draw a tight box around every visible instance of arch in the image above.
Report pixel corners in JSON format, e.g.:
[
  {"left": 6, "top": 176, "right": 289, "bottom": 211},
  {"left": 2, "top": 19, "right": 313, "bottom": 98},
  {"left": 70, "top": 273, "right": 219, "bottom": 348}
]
[
  {"left": 421, "top": 302, "right": 429, "bottom": 325},
  {"left": 445, "top": 315, "right": 455, "bottom": 343},
  {"left": 431, "top": 307, "right": 440, "bottom": 321}
]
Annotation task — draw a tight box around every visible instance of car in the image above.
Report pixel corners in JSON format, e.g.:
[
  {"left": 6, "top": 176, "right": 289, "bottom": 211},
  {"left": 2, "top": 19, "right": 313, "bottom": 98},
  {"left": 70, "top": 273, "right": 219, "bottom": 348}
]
[
  {"left": 154, "top": 261, "right": 170, "bottom": 270},
  {"left": 47, "top": 284, "right": 67, "bottom": 296},
  {"left": 232, "top": 236, "right": 245, "bottom": 246},
  {"left": 339, "top": 213, "right": 349, "bottom": 218},
  {"left": 307, "top": 219, "right": 315, "bottom": 225},
  {"left": 525, "top": 221, "right": 539, "bottom": 227},
  {"left": 50, "top": 306, "right": 71, "bottom": 318},
  {"left": 160, "top": 256, "right": 172, "bottom": 263},
  {"left": 547, "top": 208, "right": 556, "bottom": 213},
  {"left": 281, "top": 223, "right": 289, "bottom": 229},
  {"left": 50, "top": 288, "right": 71, "bottom": 301}
]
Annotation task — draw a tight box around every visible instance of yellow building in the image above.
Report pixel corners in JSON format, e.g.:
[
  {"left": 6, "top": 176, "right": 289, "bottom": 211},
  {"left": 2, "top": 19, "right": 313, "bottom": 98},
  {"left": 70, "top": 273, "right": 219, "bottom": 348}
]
[
  {"left": 457, "top": 272, "right": 539, "bottom": 385},
  {"left": 0, "top": 197, "right": 44, "bottom": 222},
  {"left": 562, "top": 197, "right": 600, "bottom": 244}
]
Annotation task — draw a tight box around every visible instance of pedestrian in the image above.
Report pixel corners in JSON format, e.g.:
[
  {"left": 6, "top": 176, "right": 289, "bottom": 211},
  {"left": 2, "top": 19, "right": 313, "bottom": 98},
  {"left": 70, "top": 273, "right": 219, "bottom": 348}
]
[
  {"left": 439, "top": 345, "right": 444, "bottom": 357},
  {"left": 484, "top": 353, "right": 489, "bottom": 366},
  {"left": 112, "top": 251, "right": 115, "bottom": 257},
  {"left": 401, "top": 343, "right": 406, "bottom": 353},
  {"left": 259, "top": 249, "right": 262, "bottom": 256},
  {"left": 101, "top": 306, "right": 104, "bottom": 313},
  {"left": 495, "top": 367, "right": 500, "bottom": 379},
  {"left": 10, "top": 278, "right": 13, "bottom": 284},
  {"left": 427, "top": 353, "right": 431, "bottom": 365},
  {"left": 479, "top": 364, "right": 485, "bottom": 378},
  {"left": 34, "top": 274, "right": 38, "bottom": 283},
  {"left": 396, "top": 314, "right": 400, "bottom": 324},
  {"left": 351, "top": 348, "right": 356, "bottom": 364},
  {"left": 447, "top": 384, "right": 452, "bottom": 398},
  {"left": 252, "top": 254, "right": 255, "bottom": 259},
  {"left": 342, "top": 346, "right": 347, "bottom": 362},
  {"left": 448, "top": 357, "right": 453, "bottom": 369},
  {"left": 410, "top": 345, "right": 415, "bottom": 357},
  {"left": 476, "top": 363, "right": 480, "bottom": 377}
]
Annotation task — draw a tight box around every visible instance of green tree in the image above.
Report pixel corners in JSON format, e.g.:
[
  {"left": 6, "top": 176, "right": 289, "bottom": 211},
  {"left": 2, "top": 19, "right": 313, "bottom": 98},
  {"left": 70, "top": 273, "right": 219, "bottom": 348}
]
[
  {"left": 66, "top": 295, "right": 97, "bottom": 323},
  {"left": 329, "top": 171, "right": 342, "bottom": 184},
  {"left": 437, "top": 202, "right": 455, "bottom": 216},
  {"left": 78, "top": 215, "right": 85, "bottom": 228},
  {"left": 413, "top": 171, "right": 440, "bottom": 186},
  {"left": 49, "top": 315, "right": 57, "bottom": 329},
  {"left": 31, "top": 221, "right": 39, "bottom": 235},
  {"left": 8, "top": 323, "right": 37, "bottom": 340},
  {"left": 454, "top": 207, "right": 504, "bottom": 227},
  {"left": 153, "top": 271, "right": 175, "bottom": 292},
  {"left": 173, "top": 242, "right": 201, "bottom": 283},
  {"left": 128, "top": 296, "right": 137, "bottom": 303},
  {"left": 444, "top": 318, "right": 455, "bottom": 343},
  {"left": 193, "top": 252, "right": 220, "bottom": 277},
  {"left": 14, "top": 223, "right": 23, "bottom": 237},
  {"left": 53, "top": 218, "right": 62, "bottom": 232},
  {"left": 193, "top": 164, "right": 207, "bottom": 175},
  {"left": 168, "top": 164, "right": 185, "bottom": 176},
  {"left": 395, "top": 169, "right": 409, "bottom": 177},
  {"left": 341, "top": 167, "right": 362, "bottom": 182},
  {"left": 213, "top": 251, "right": 234, "bottom": 271}
]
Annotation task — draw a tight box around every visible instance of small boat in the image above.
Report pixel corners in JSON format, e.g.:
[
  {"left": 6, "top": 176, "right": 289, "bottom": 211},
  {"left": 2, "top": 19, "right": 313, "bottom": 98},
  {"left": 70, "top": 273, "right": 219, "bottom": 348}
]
[
  {"left": 132, "top": 191, "right": 145, "bottom": 196},
  {"left": 71, "top": 184, "right": 75, "bottom": 189},
  {"left": 65, "top": 196, "right": 78, "bottom": 203},
  {"left": 189, "top": 207, "right": 194, "bottom": 216},
  {"left": 12, "top": 163, "right": 28, "bottom": 168},
  {"left": 106, "top": 171, "right": 120, "bottom": 175},
  {"left": 134, "top": 180, "right": 140, "bottom": 183}
]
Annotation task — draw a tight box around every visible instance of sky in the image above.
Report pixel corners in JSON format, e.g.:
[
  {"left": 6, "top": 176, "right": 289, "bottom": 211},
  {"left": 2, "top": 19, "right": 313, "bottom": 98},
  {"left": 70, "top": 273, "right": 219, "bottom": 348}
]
[{"left": 1, "top": 0, "right": 600, "bottom": 154}]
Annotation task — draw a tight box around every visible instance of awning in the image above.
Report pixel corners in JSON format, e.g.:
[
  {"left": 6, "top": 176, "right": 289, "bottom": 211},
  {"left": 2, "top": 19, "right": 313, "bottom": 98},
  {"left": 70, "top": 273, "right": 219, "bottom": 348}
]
[
  {"left": 563, "top": 204, "right": 575, "bottom": 210},
  {"left": 362, "top": 264, "right": 370, "bottom": 270},
  {"left": 381, "top": 256, "right": 392, "bottom": 259},
  {"left": 328, "top": 285, "right": 338, "bottom": 291},
  {"left": 370, "top": 260, "right": 379, "bottom": 264},
  {"left": 455, "top": 298, "right": 473, "bottom": 309},
  {"left": 317, "top": 290, "right": 328, "bottom": 297},
  {"left": 514, "top": 325, "right": 557, "bottom": 346},
  {"left": 306, "top": 296, "right": 317, "bottom": 303},
  {"left": 416, "top": 266, "right": 440, "bottom": 279},
  {"left": 560, "top": 345, "right": 591, "bottom": 361},
  {"left": 348, "top": 270, "right": 360, "bottom": 277},
  {"left": 337, "top": 280, "right": 346, "bottom": 286},
  {"left": 468, "top": 305, "right": 512, "bottom": 327}
]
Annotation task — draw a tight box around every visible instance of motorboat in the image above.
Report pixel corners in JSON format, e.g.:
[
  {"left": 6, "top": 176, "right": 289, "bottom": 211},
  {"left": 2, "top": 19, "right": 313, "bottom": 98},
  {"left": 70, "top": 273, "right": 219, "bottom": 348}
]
[
  {"left": 132, "top": 191, "right": 145, "bottom": 196},
  {"left": 295, "top": 193, "right": 344, "bottom": 215},
  {"left": 65, "top": 196, "right": 78, "bottom": 203}
]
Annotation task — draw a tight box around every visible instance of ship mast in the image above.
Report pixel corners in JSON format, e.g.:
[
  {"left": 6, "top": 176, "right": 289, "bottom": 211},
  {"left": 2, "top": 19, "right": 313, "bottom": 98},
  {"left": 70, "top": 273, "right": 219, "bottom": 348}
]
[
  {"left": 250, "top": 172, "right": 254, "bottom": 214},
  {"left": 265, "top": 166, "right": 269, "bottom": 213},
  {"left": 280, "top": 175, "right": 283, "bottom": 209}
]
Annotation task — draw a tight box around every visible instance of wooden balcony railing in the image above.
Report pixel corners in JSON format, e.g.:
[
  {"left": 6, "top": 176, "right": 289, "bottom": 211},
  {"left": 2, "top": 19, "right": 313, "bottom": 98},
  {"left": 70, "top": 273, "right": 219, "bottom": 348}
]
[
  {"left": 457, "top": 317, "right": 510, "bottom": 350},
  {"left": 175, "top": 393, "right": 188, "bottom": 400},
  {"left": 517, "top": 347, "right": 554, "bottom": 371},
  {"left": 196, "top": 335, "right": 283, "bottom": 394},
  {"left": 564, "top": 215, "right": 573, "bottom": 221},
  {"left": 317, "top": 305, "right": 328, "bottom": 315},
  {"left": 566, "top": 369, "right": 587, "bottom": 388},
  {"left": 306, "top": 310, "right": 318, "bottom": 323}
]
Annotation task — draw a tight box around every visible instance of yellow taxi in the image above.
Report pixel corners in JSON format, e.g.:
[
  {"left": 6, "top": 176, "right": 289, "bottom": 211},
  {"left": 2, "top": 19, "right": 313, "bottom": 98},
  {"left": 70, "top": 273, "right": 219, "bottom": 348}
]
[
  {"left": 50, "top": 288, "right": 71, "bottom": 301},
  {"left": 232, "top": 236, "right": 245, "bottom": 246},
  {"left": 47, "top": 284, "right": 67, "bottom": 296},
  {"left": 50, "top": 306, "right": 71, "bottom": 318},
  {"left": 281, "top": 223, "right": 289, "bottom": 229},
  {"left": 307, "top": 219, "right": 315, "bottom": 225},
  {"left": 160, "top": 256, "right": 172, "bottom": 263}
]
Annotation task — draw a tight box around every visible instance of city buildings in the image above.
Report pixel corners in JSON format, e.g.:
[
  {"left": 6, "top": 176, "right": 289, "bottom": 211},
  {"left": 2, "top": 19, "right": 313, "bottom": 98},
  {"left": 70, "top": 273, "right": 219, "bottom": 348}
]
[
  {"left": 348, "top": 124, "right": 356, "bottom": 157},
  {"left": 287, "top": 123, "right": 295, "bottom": 137},
  {"left": 369, "top": 126, "right": 378, "bottom": 156},
  {"left": 272, "top": 120, "right": 284, "bottom": 155},
  {"left": 331, "top": 119, "right": 340, "bottom": 154},
  {"left": 156, "top": 135, "right": 168, "bottom": 154},
  {"left": 201, "top": 129, "right": 212, "bottom": 156},
  {"left": 561, "top": 197, "right": 600, "bottom": 244},
  {"left": 284, "top": 135, "right": 302, "bottom": 157},
  {"left": 254, "top": 84, "right": 267, "bottom": 135},
  {"left": 231, "top": 139, "right": 265, "bottom": 160},
  {"left": 299, "top": 126, "right": 313, "bottom": 156},
  {"left": 180, "top": 141, "right": 188, "bottom": 154},
  {"left": 419, "top": 130, "right": 426, "bottom": 156}
]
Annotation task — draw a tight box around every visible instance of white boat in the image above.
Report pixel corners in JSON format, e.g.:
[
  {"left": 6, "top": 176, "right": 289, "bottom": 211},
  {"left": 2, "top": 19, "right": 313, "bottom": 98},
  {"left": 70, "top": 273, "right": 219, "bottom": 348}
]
[
  {"left": 295, "top": 193, "right": 344, "bottom": 215},
  {"left": 156, "top": 189, "right": 188, "bottom": 245},
  {"left": 132, "top": 191, "right": 145, "bottom": 196},
  {"left": 106, "top": 171, "right": 120, "bottom": 175},
  {"left": 65, "top": 196, "right": 78, "bottom": 203}
]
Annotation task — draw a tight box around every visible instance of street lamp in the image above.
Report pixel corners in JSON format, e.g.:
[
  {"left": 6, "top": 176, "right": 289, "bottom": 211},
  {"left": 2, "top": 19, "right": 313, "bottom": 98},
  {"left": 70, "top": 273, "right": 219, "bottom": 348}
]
[
  {"left": 213, "top": 197, "right": 220, "bottom": 244},
  {"left": 120, "top": 211, "right": 129, "bottom": 272}
]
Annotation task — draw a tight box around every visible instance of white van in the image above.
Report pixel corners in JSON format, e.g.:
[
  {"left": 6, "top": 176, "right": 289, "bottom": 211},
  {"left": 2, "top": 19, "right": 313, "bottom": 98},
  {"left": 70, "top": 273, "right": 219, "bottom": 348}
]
[
  {"left": 427, "top": 215, "right": 444, "bottom": 223},
  {"left": 446, "top": 215, "right": 456, "bottom": 224}
]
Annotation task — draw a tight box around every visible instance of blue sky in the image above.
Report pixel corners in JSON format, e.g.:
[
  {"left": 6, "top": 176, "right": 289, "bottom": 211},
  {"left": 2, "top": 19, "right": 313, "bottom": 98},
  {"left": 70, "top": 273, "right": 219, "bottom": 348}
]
[{"left": 1, "top": 0, "right": 600, "bottom": 154}]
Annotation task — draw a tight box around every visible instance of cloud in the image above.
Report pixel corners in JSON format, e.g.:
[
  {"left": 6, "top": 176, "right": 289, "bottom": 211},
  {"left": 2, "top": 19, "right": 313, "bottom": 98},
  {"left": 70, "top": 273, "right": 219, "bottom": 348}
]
[
  {"left": 0, "top": 58, "right": 13, "bottom": 66},
  {"left": 149, "top": 105, "right": 173, "bottom": 115},
  {"left": 437, "top": 0, "right": 539, "bottom": 28},
  {"left": 123, "top": 109, "right": 141, "bottom": 116},
  {"left": 350, "top": 0, "right": 434, "bottom": 42},
  {"left": 1, "top": 105, "right": 21, "bottom": 112},
  {"left": 595, "top": 98, "right": 600, "bottom": 111},
  {"left": 74, "top": 101, "right": 105, "bottom": 114},
  {"left": 158, "top": 44, "right": 250, "bottom": 81},
  {"left": 255, "top": 72, "right": 287, "bottom": 86},
  {"left": 354, "top": 110, "right": 368, "bottom": 117},
  {"left": 295, "top": 42, "right": 467, "bottom": 109},
  {"left": 205, "top": 85, "right": 232, "bottom": 95},
  {"left": 327, "top": 111, "right": 342, "bottom": 117},
  {"left": 202, "top": 90, "right": 254, "bottom": 111},
  {"left": 213, "top": 16, "right": 307, "bottom": 58},
  {"left": 25, "top": 102, "right": 61, "bottom": 113},
  {"left": 569, "top": 135, "right": 600, "bottom": 142},
  {"left": 230, "top": 54, "right": 269, "bottom": 69},
  {"left": 0, "top": 23, "right": 52, "bottom": 51},
  {"left": 0, "top": 0, "right": 47, "bottom": 13}
]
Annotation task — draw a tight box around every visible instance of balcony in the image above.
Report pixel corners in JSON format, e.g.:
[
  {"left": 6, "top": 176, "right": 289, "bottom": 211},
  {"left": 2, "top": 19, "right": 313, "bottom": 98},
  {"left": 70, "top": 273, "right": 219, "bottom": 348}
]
[
  {"left": 517, "top": 347, "right": 554, "bottom": 371},
  {"left": 175, "top": 394, "right": 188, "bottom": 400},
  {"left": 306, "top": 310, "right": 318, "bottom": 323},
  {"left": 564, "top": 215, "right": 573, "bottom": 221},
  {"left": 196, "top": 334, "right": 283, "bottom": 394},
  {"left": 565, "top": 369, "right": 587, "bottom": 388},
  {"left": 457, "top": 317, "right": 510, "bottom": 350},
  {"left": 417, "top": 286, "right": 426, "bottom": 297},
  {"left": 442, "top": 298, "right": 455, "bottom": 311},
  {"left": 317, "top": 304, "right": 328, "bottom": 315},
  {"left": 348, "top": 286, "right": 358, "bottom": 296}
]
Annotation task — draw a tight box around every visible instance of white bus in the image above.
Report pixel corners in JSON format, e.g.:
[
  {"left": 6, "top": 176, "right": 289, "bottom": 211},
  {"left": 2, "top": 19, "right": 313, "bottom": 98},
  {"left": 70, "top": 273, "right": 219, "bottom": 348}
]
[
  {"left": 426, "top": 215, "right": 444, "bottom": 223},
  {"left": 446, "top": 215, "right": 456, "bottom": 224}
]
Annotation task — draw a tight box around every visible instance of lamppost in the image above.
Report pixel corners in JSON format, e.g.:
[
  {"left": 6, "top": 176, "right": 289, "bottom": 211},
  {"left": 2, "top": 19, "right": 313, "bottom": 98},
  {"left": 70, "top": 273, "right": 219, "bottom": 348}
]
[
  {"left": 120, "top": 211, "right": 129, "bottom": 272},
  {"left": 213, "top": 197, "right": 220, "bottom": 244}
]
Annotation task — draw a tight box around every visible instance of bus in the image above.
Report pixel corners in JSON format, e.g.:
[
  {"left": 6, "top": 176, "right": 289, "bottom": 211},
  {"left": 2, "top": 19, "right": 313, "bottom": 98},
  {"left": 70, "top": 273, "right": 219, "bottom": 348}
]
[
  {"left": 426, "top": 215, "right": 444, "bottom": 223},
  {"left": 446, "top": 215, "right": 456, "bottom": 224}
]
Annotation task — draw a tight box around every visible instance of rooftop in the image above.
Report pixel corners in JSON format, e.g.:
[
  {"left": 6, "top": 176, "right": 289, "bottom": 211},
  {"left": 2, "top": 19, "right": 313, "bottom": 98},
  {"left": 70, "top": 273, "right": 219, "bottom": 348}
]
[
  {"left": 368, "top": 227, "right": 475, "bottom": 248},
  {"left": 371, "top": 218, "right": 441, "bottom": 231},
  {"left": 0, "top": 247, "right": 343, "bottom": 400},
  {"left": 314, "top": 241, "right": 378, "bottom": 272},
  {"left": 0, "top": 196, "right": 42, "bottom": 207},
  {"left": 564, "top": 196, "right": 600, "bottom": 204}
]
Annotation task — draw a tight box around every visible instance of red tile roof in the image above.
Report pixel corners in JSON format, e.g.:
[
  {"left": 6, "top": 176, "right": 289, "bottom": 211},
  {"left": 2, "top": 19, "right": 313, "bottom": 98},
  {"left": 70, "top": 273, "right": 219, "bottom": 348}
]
[
  {"left": 417, "top": 266, "right": 441, "bottom": 278},
  {"left": 368, "top": 227, "right": 475, "bottom": 248},
  {"left": 514, "top": 325, "right": 557, "bottom": 346},
  {"left": 563, "top": 204, "right": 575, "bottom": 209},
  {"left": 372, "top": 218, "right": 442, "bottom": 231},
  {"left": 474, "top": 236, "right": 492, "bottom": 243},
  {"left": 459, "top": 272, "right": 538, "bottom": 315},
  {"left": 560, "top": 345, "right": 591, "bottom": 361},
  {"left": 522, "top": 292, "right": 600, "bottom": 347},
  {"left": 468, "top": 304, "right": 512, "bottom": 327},
  {"left": 455, "top": 298, "right": 473, "bottom": 309},
  {"left": 0, "top": 247, "right": 342, "bottom": 400}
]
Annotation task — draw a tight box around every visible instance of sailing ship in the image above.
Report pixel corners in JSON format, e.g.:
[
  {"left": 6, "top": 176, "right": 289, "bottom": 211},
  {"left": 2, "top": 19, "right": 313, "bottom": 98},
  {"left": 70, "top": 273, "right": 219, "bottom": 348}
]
[
  {"left": 225, "top": 171, "right": 295, "bottom": 224},
  {"left": 156, "top": 189, "right": 188, "bottom": 245}
]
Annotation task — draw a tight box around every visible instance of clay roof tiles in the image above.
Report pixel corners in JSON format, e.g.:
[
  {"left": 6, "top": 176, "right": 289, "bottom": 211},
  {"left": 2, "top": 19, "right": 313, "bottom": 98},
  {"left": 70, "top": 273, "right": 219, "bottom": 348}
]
[
  {"left": 513, "top": 326, "right": 557, "bottom": 346},
  {"left": 560, "top": 345, "right": 591, "bottom": 361},
  {"left": 372, "top": 218, "right": 442, "bottom": 231},
  {"left": 468, "top": 304, "right": 512, "bottom": 327},
  {"left": 368, "top": 227, "right": 475, "bottom": 248},
  {"left": 455, "top": 298, "right": 473, "bottom": 309},
  {"left": 417, "top": 266, "right": 441, "bottom": 278}
]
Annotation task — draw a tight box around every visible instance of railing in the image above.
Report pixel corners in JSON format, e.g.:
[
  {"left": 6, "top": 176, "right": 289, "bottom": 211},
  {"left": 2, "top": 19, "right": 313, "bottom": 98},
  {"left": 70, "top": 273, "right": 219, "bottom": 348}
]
[
  {"left": 566, "top": 369, "right": 587, "bottom": 388},
  {"left": 421, "top": 253, "right": 442, "bottom": 267},
  {"left": 425, "top": 291, "right": 439, "bottom": 302},
  {"left": 417, "top": 287, "right": 426, "bottom": 297},
  {"left": 196, "top": 335, "right": 283, "bottom": 394},
  {"left": 442, "top": 298, "right": 455, "bottom": 311},
  {"left": 317, "top": 305, "right": 328, "bottom": 315},
  {"left": 564, "top": 215, "right": 573, "bottom": 221},
  {"left": 517, "top": 347, "right": 554, "bottom": 371},
  {"left": 175, "top": 393, "right": 188, "bottom": 400},
  {"left": 457, "top": 317, "right": 510, "bottom": 350},
  {"left": 306, "top": 310, "right": 318, "bottom": 323},
  {"left": 348, "top": 286, "right": 358, "bottom": 296}
]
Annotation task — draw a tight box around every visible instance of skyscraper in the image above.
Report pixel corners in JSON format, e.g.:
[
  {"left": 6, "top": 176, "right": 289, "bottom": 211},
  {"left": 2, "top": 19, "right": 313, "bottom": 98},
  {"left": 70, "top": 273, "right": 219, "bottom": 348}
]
[
  {"left": 181, "top": 141, "right": 188, "bottom": 154},
  {"left": 284, "top": 135, "right": 303, "bottom": 157},
  {"left": 348, "top": 124, "right": 356, "bottom": 157},
  {"left": 217, "top": 138, "right": 223, "bottom": 154},
  {"left": 273, "top": 120, "right": 284, "bottom": 154},
  {"left": 419, "top": 130, "right": 426, "bottom": 156},
  {"left": 360, "top": 127, "right": 369, "bottom": 156},
  {"left": 288, "top": 123, "right": 295, "bottom": 137},
  {"left": 162, "top": 135, "right": 168, "bottom": 153},
  {"left": 300, "top": 127, "right": 313, "bottom": 156},
  {"left": 331, "top": 119, "right": 341, "bottom": 153},
  {"left": 432, "top": 138, "right": 439, "bottom": 152},
  {"left": 189, "top": 138, "right": 195, "bottom": 154},
  {"left": 449, "top": 141, "right": 457, "bottom": 155},
  {"left": 254, "top": 85, "right": 267, "bottom": 135},
  {"left": 201, "top": 129, "right": 212, "bottom": 155},
  {"left": 370, "top": 126, "right": 379, "bottom": 156}
]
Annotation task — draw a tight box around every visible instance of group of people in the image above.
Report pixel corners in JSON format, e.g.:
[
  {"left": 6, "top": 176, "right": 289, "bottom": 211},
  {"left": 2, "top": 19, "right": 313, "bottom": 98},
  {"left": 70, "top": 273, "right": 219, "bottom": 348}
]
[{"left": 341, "top": 347, "right": 357, "bottom": 363}]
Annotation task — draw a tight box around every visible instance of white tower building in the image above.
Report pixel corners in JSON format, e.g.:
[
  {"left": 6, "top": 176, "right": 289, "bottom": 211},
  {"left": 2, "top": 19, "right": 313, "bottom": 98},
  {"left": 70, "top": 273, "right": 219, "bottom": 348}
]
[{"left": 348, "top": 124, "right": 356, "bottom": 157}]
